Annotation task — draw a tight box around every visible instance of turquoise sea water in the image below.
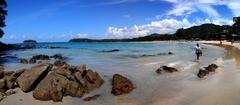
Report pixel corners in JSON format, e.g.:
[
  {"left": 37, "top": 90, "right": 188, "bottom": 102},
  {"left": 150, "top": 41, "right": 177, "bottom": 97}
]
[{"left": 3, "top": 42, "right": 224, "bottom": 72}]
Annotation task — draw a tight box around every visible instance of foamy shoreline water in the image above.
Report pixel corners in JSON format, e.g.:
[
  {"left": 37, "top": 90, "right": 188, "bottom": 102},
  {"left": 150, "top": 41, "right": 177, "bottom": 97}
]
[{"left": 1, "top": 41, "right": 240, "bottom": 105}]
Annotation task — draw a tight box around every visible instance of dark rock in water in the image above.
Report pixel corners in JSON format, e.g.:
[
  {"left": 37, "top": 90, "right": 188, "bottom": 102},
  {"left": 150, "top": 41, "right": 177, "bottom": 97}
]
[
  {"left": 20, "top": 59, "right": 28, "bottom": 64},
  {"left": 168, "top": 52, "right": 173, "bottom": 55},
  {"left": 83, "top": 94, "right": 100, "bottom": 101},
  {"left": 31, "top": 55, "right": 50, "bottom": 61},
  {"left": 197, "top": 64, "right": 218, "bottom": 78},
  {"left": 197, "top": 69, "right": 209, "bottom": 78},
  {"left": 156, "top": 68, "right": 162, "bottom": 74},
  {"left": 101, "top": 49, "right": 120, "bottom": 53},
  {"left": 17, "top": 64, "right": 52, "bottom": 92},
  {"left": 51, "top": 54, "right": 64, "bottom": 60},
  {"left": 54, "top": 60, "right": 66, "bottom": 67},
  {"left": 29, "top": 58, "right": 36, "bottom": 64},
  {"left": 162, "top": 66, "right": 178, "bottom": 72},
  {"left": 141, "top": 54, "right": 155, "bottom": 57},
  {"left": 33, "top": 64, "right": 104, "bottom": 102},
  {"left": 111, "top": 74, "right": 134, "bottom": 96},
  {"left": 205, "top": 64, "right": 218, "bottom": 72},
  {"left": 0, "top": 71, "right": 4, "bottom": 78}
]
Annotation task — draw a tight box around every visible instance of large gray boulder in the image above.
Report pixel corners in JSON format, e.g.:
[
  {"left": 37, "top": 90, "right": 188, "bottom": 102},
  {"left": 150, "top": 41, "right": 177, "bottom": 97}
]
[{"left": 17, "top": 64, "right": 52, "bottom": 92}]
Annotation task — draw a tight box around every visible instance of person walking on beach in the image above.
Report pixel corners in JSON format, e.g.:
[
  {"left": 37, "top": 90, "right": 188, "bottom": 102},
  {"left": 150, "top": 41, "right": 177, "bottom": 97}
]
[{"left": 195, "top": 44, "right": 202, "bottom": 60}]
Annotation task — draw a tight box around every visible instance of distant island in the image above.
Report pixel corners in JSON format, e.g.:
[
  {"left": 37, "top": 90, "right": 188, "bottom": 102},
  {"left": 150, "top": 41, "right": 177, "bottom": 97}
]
[
  {"left": 69, "top": 23, "right": 233, "bottom": 42},
  {"left": 23, "top": 40, "right": 37, "bottom": 43}
]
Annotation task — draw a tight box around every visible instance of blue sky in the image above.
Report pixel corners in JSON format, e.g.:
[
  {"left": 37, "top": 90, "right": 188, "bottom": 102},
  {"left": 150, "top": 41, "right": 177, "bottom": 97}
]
[{"left": 1, "top": 0, "right": 239, "bottom": 43}]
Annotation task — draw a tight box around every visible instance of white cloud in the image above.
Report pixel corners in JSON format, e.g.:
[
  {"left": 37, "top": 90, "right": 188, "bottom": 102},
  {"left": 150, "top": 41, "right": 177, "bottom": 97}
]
[
  {"left": 106, "top": 17, "right": 233, "bottom": 39},
  {"left": 164, "top": 0, "right": 240, "bottom": 17},
  {"left": 106, "top": 18, "right": 193, "bottom": 38},
  {"left": 77, "top": 33, "right": 88, "bottom": 38}
]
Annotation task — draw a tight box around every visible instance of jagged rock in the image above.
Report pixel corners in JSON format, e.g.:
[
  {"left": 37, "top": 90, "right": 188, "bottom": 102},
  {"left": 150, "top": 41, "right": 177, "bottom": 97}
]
[
  {"left": 162, "top": 66, "right": 178, "bottom": 72},
  {"left": 156, "top": 68, "right": 162, "bottom": 74},
  {"left": 29, "top": 58, "right": 36, "bottom": 64},
  {"left": 54, "top": 60, "right": 66, "bottom": 67},
  {"left": 17, "top": 64, "right": 52, "bottom": 92},
  {"left": 54, "top": 67, "right": 75, "bottom": 80},
  {"left": 33, "top": 65, "right": 104, "bottom": 102},
  {"left": 168, "top": 52, "right": 173, "bottom": 55},
  {"left": 77, "top": 64, "right": 86, "bottom": 72},
  {"left": 111, "top": 74, "right": 134, "bottom": 96},
  {"left": 3, "top": 69, "right": 25, "bottom": 89},
  {"left": 0, "top": 79, "right": 5, "bottom": 92},
  {"left": 205, "top": 64, "right": 218, "bottom": 72},
  {"left": 20, "top": 59, "right": 28, "bottom": 64},
  {"left": 33, "top": 71, "right": 85, "bottom": 101},
  {"left": 65, "top": 80, "right": 85, "bottom": 97},
  {"left": 82, "top": 70, "right": 104, "bottom": 92},
  {"left": 197, "top": 69, "right": 209, "bottom": 78},
  {"left": 83, "top": 94, "right": 100, "bottom": 101},
  {"left": 31, "top": 54, "right": 50, "bottom": 60},
  {"left": 51, "top": 54, "right": 64, "bottom": 60},
  {"left": 74, "top": 72, "right": 87, "bottom": 87},
  {"left": 33, "top": 71, "right": 67, "bottom": 101},
  {"left": 0, "top": 92, "right": 5, "bottom": 101}
]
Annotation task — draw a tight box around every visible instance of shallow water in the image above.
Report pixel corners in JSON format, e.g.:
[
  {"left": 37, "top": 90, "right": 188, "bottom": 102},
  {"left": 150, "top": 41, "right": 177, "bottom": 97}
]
[{"left": 3, "top": 42, "right": 238, "bottom": 105}]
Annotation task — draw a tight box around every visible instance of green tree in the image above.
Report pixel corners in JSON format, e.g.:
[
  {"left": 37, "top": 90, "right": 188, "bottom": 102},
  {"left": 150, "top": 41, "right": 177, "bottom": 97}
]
[
  {"left": 0, "top": 0, "right": 7, "bottom": 38},
  {"left": 232, "top": 17, "right": 240, "bottom": 37}
]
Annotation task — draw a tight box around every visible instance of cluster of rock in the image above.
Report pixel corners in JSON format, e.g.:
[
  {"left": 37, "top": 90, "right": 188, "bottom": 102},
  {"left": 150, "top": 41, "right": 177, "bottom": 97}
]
[
  {"left": 0, "top": 69, "right": 25, "bottom": 100},
  {"left": 0, "top": 63, "right": 104, "bottom": 102},
  {"left": 0, "top": 62, "right": 135, "bottom": 102},
  {"left": 20, "top": 54, "right": 65, "bottom": 64},
  {"left": 155, "top": 64, "right": 219, "bottom": 79},
  {"left": 197, "top": 64, "right": 219, "bottom": 78},
  {"left": 156, "top": 65, "right": 178, "bottom": 74}
]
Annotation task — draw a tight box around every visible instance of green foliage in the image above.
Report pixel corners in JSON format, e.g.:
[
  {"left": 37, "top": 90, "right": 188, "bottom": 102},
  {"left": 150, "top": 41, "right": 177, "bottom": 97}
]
[
  {"left": 0, "top": 0, "right": 7, "bottom": 38},
  {"left": 232, "top": 16, "right": 240, "bottom": 36},
  {"left": 175, "top": 24, "right": 227, "bottom": 40}
]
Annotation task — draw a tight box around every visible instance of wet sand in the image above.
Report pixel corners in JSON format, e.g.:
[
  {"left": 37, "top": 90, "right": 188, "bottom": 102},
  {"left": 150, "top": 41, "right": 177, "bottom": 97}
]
[{"left": 1, "top": 42, "right": 240, "bottom": 105}]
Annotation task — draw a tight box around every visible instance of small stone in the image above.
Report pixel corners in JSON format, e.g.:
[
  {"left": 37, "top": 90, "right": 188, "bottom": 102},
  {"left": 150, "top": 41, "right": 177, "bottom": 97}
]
[
  {"left": 156, "top": 68, "right": 162, "bottom": 74},
  {"left": 5, "top": 89, "right": 16, "bottom": 96},
  {"left": 83, "top": 94, "right": 100, "bottom": 101}
]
